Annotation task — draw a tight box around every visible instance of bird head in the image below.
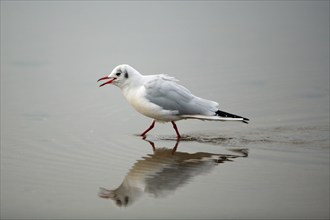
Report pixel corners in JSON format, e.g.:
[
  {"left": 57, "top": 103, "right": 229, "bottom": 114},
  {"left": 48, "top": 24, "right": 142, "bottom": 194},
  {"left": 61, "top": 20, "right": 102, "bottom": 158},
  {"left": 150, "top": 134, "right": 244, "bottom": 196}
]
[
  {"left": 99, "top": 184, "right": 142, "bottom": 207},
  {"left": 97, "top": 64, "right": 136, "bottom": 88}
]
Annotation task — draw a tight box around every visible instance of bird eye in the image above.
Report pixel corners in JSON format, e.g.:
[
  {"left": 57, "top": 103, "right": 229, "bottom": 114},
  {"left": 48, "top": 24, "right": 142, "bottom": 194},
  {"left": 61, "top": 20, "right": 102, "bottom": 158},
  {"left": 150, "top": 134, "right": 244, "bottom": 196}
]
[
  {"left": 116, "top": 199, "right": 122, "bottom": 206},
  {"left": 115, "top": 72, "right": 121, "bottom": 77}
]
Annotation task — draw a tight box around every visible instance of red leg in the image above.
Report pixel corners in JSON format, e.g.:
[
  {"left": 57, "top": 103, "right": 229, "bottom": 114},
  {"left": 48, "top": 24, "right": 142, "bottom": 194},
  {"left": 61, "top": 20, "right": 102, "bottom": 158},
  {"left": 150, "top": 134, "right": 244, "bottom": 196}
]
[
  {"left": 171, "top": 121, "right": 181, "bottom": 139},
  {"left": 143, "top": 139, "right": 156, "bottom": 152},
  {"left": 140, "top": 120, "right": 156, "bottom": 137},
  {"left": 171, "top": 140, "right": 180, "bottom": 155}
]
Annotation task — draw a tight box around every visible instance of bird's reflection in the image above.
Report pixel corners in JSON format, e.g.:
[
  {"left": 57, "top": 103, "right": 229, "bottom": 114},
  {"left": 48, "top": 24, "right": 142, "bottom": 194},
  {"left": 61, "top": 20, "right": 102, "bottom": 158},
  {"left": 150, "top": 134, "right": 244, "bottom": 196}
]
[{"left": 99, "top": 139, "right": 248, "bottom": 207}]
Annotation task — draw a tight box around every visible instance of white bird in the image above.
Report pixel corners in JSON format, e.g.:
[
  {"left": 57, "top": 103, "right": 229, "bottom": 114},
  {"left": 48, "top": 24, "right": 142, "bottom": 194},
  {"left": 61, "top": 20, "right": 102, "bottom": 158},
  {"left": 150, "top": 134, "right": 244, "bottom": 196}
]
[
  {"left": 99, "top": 141, "right": 248, "bottom": 207},
  {"left": 98, "top": 64, "right": 249, "bottom": 138}
]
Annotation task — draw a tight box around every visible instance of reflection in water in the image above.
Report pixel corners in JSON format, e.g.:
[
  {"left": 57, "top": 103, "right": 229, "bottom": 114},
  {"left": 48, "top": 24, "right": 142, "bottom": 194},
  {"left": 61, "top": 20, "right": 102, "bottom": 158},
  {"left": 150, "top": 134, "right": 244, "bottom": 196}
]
[{"left": 99, "top": 139, "right": 248, "bottom": 207}]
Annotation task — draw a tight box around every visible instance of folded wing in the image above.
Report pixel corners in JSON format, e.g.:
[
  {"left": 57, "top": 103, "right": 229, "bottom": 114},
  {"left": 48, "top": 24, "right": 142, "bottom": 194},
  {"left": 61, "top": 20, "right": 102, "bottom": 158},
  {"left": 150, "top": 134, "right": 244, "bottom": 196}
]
[{"left": 144, "top": 75, "right": 218, "bottom": 116}]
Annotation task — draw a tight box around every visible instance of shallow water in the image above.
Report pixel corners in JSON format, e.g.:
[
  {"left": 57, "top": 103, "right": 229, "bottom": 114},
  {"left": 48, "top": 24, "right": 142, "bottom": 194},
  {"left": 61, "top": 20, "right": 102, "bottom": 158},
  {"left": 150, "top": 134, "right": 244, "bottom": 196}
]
[{"left": 1, "top": 1, "right": 329, "bottom": 219}]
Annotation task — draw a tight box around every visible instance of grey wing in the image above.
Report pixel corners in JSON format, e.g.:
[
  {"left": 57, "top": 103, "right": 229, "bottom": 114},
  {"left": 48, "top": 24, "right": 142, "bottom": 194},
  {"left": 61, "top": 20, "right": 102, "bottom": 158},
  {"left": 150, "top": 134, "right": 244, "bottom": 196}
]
[{"left": 144, "top": 75, "right": 218, "bottom": 116}]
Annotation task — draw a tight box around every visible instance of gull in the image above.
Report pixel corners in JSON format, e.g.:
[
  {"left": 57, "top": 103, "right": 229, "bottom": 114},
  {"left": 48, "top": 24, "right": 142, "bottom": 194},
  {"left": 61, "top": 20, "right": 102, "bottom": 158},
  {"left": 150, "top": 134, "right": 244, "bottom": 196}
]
[
  {"left": 99, "top": 140, "right": 248, "bottom": 207},
  {"left": 98, "top": 64, "right": 249, "bottom": 139}
]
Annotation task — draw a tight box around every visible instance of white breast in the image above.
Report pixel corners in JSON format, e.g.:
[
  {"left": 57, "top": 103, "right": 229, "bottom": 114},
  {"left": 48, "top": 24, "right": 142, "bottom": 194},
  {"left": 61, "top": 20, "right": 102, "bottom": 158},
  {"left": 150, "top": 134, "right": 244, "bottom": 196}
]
[{"left": 122, "top": 86, "right": 180, "bottom": 122}]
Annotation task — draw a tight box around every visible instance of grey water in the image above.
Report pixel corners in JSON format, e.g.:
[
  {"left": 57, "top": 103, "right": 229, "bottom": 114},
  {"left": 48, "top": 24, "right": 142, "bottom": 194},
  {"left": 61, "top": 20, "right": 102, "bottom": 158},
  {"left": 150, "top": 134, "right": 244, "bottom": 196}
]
[{"left": 1, "top": 1, "right": 329, "bottom": 219}]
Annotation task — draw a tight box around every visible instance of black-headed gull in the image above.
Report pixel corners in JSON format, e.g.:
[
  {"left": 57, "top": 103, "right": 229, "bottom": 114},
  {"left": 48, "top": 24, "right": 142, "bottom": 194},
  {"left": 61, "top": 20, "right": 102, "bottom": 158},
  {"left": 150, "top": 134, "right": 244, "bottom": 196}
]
[
  {"left": 98, "top": 64, "right": 249, "bottom": 138},
  {"left": 99, "top": 140, "right": 248, "bottom": 207}
]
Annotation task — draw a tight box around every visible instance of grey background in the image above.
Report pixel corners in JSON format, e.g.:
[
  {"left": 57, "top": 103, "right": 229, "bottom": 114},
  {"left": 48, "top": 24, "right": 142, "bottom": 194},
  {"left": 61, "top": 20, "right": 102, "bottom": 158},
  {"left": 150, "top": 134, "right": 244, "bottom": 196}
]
[{"left": 1, "top": 1, "right": 329, "bottom": 219}]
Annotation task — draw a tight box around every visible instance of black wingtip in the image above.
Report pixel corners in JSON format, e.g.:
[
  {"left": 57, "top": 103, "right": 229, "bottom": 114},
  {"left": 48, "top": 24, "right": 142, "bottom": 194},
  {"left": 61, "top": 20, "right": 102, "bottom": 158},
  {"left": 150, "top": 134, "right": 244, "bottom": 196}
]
[
  {"left": 215, "top": 110, "right": 250, "bottom": 123},
  {"left": 242, "top": 117, "right": 250, "bottom": 123}
]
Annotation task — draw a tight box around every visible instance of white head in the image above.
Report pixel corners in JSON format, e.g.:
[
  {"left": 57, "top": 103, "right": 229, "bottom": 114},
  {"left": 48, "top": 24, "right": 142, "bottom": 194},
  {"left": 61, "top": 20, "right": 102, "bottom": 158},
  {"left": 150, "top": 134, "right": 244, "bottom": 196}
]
[
  {"left": 97, "top": 64, "right": 140, "bottom": 88},
  {"left": 98, "top": 183, "right": 143, "bottom": 207}
]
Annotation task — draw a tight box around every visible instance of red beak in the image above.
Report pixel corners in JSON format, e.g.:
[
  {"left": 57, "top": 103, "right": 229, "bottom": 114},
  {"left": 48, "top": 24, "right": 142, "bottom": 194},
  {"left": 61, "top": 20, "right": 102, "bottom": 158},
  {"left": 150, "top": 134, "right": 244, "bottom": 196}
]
[{"left": 97, "top": 76, "right": 116, "bottom": 87}]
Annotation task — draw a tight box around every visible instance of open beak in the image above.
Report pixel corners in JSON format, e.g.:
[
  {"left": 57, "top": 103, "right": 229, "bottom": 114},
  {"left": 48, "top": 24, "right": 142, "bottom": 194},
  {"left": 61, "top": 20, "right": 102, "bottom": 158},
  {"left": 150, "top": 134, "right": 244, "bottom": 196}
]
[{"left": 97, "top": 76, "right": 116, "bottom": 87}]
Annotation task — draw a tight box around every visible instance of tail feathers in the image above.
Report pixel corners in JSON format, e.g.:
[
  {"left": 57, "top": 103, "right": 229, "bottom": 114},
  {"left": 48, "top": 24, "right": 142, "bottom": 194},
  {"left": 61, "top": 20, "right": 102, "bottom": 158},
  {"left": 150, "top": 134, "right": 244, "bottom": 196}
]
[
  {"left": 181, "top": 110, "right": 249, "bottom": 123},
  {"left": 182, "top": 115, "right": 248, "bottom": 122},
  {"left": 215, "top": 110, "right": 250, "bottom": 124}
]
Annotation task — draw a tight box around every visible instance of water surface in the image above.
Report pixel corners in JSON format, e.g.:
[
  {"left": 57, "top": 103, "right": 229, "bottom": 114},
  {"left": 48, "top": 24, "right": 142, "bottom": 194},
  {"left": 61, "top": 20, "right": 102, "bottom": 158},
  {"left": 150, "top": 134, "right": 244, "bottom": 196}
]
[{"left": 1, "top": 1, "right": 329, "bottom": 219}]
